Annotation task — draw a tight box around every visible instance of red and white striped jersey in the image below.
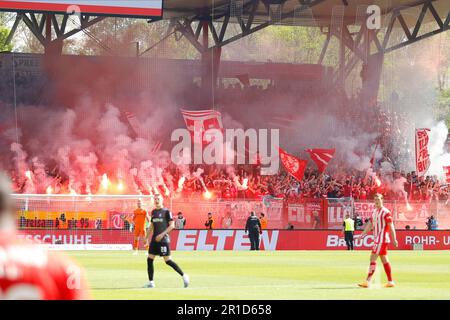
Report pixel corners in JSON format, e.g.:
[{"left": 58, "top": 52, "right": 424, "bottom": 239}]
[{"left": 371, "top": 206, "right": 393, "bottom": 244}]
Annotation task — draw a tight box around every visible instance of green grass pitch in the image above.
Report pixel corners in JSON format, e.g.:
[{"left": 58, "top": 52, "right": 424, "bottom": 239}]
[{"left": 67, "top": 250, "right": 450, "bottom": 300}]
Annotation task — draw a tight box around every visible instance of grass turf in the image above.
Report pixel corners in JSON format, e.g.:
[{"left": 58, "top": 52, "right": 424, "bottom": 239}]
[{"left": 66, "top": 250, "right": 450, "bottom": 300}]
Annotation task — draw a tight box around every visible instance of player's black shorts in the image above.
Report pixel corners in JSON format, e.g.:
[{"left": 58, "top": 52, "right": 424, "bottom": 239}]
[{"left": 148, "top": 240, "right": 171, "bottom": 256}]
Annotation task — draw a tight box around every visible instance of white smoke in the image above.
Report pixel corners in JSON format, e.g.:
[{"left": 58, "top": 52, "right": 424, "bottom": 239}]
[{"left": 428, "top": 121, "right": 450, "bottom": 177}]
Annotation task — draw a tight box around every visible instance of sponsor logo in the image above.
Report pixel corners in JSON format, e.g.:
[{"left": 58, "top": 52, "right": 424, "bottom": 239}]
[
  {"left": 111, "top": 213, "right": 123, "bottom": 229},
  {"left": 405, "top": 235, "right": 438, "bottom": 246},
  {"left": 176, "top": 230, "right": 279, "bottom": 251},
  {"left": 18, "top": 234, "right": 93, "bottom": 245},
  {"left": 326, "top": 235, "right": 374, "bottom": 248}
]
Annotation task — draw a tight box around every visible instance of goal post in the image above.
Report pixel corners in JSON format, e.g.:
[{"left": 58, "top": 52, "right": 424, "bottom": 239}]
[{"left": 12, "top": 194, "right": 154, "bottom": 250}]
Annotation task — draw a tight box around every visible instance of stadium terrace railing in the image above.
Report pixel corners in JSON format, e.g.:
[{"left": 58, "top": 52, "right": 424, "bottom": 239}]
[{"left": 11, "top": 194, "right": 450, "bottom": 231}]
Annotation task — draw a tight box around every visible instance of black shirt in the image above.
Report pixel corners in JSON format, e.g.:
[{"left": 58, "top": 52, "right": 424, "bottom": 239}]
[
  {"left": 151, "top": 208, "right": 173, "bottom": 243},
  {"left": 327, "top": 190, "right": 339, "bottom": 198},
  {"left": 245, "top": 215, "right": 262, "bottom": 233}
]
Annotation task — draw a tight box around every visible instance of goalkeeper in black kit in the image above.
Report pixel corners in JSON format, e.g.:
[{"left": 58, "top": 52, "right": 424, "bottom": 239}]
[
  {"left": 144, "top": 194, "right": 189, "bottom": 288},
  {"left": 245, "top": 211, "right": 262, "bottom": 250}
]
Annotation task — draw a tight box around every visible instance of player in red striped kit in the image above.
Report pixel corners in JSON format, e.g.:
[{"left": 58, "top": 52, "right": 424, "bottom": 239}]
[
  {"left": 358, "top": 193, "right": 398, "bottom": 288},
  {"left": 0, "top": 173, "right": 89, "bottom": 300}
]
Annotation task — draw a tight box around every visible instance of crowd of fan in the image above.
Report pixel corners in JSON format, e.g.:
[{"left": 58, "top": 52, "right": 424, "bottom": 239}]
[
  {"left": 170, "top": 84, "right": 449, "bottom": 203},
  {"left": 166, "top": 164, "right": 450, "bottom": 202},
  {"left": 8, "top": 79, "right": 449, "bottom": 202}
]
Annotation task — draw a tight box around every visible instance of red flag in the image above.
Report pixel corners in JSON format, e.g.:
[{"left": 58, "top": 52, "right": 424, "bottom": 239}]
[
  {"left": 279, "top": 147, "right": 307, "bottom": 182},
  {"left": 444, "top": 166, "right": 450, "bottom": 183},
  {"left": 181, "top": 109, "right": 223, "bottom": 144},
  {"left": 123, "top": 110, "right": 163, "bottom": 154},
  {"left": 305, "top": 148, "right": 335, "bottom": 173},
  {"left": 415, "top": 128, "right": 431, "bottom": 177},
  {"left": 369, "top": 143, "right": 378, "bottom": 168},
  {"left": 123, "top": 111, "right": 139, "bottom": 139}
]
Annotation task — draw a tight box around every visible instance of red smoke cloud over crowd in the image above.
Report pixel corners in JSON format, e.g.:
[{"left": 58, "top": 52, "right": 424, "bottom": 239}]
[{"left": 0, "top": 54, "right": 449, "bottom": 201}]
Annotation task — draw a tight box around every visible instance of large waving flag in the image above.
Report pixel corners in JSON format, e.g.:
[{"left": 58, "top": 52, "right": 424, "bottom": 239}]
[
  {"left": 181, "top": 109, "right": 223, "bottom": 144},
  {"left": 279, "top": 147, "right": 307, "bottom": 182},
  {"left": 123, "top": 111, "right": 141, "bottom": 139},
  {"left": 305, "top": 148, "right": 335, "bottom": 173}
]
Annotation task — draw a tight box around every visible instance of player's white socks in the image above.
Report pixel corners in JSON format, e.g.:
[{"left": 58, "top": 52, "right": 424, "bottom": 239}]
[{"left": 183, "top": 274, "right": 190, "bottom": 288}]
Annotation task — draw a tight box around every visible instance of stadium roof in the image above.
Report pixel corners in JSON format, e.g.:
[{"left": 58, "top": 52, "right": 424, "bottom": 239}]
[{"left": 163, "top": 0, "right": 450, "bottom": 26}]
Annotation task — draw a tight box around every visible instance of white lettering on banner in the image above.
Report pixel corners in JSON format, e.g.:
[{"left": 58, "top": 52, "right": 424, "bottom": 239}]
[
  {"left": 288, "top": 205, "right": 305, "bottom": 222},
  {"left": 261, "top": 231, "right": 279, "bottom": 250},
  {"left": 328, "top": 204, "right": 352, "bottom": 224},
  {"left": 328, "top": 207, "right": 342, "bottom": 223},
  {"left": 176, "top": 230, "right": 197, "bottom": 250},
  {"left": 354, "top": 202, "right": 376, "bottom": 219},
  {"left": 18, "top": 234, "right": 93, "bottom": 244},
  {"left": 233, "top": 230, "right": 250, "bottom": 250},
  {"left": 212, "top": 230, "right": 234, "bottom": 250},
  {"left": 326, "top": 235, "right": 374, "bottom": 248},
  {"left": 444, "top": 236, "right": 450, "bottom": 246},
  {"left": 197, "top": 230, "right": 214, "bottom": 250},
  {"left": 326, "top": 235, "right": 338, "bottom": 247},
  {"left": 415, "top": 128, "right": 431, "bottom": 177},
  {"left": 74, "top": 235, "right": 83, "bottom": 245},
  {"left": 266, "top": 202, "right": 283, "bottom": 221},
  {"left": 405, "top": 236, "right": 436, "bottom": 245},
  {"left": 44, "top": 244, "right": 131, "bottom": 250},
  {"left": 175, "top": 230, "right": 278, "bottom": 250}
]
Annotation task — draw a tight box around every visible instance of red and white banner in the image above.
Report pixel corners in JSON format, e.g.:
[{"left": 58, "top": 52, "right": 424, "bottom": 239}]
[
  {"left": 305, "top": 148, "right": 335, "bottom": 173},
  {"left": 287, "top": 199, "right": 322, "bottom": 229},
  {"left": 0, "top": 0, "right": 163, "bottom": 17},
  {"left": 172, "top": 230, "right": 450, "bottom": 251},
  {"left": 394, "top": 201, "right": 431, "bottom": 229},
  {"left": 181, "top": 109, "right": 223, "bottom": 144},
  {"left": 18, "top": 229, "right": 450, "bottom": 250},
  {"left": 18, "top": 229, "right": 133, "bottom": 245},
  {"left": 444, "top": 166, "right": 450, "bottom": 183},
  {"left": 415, "top": 128, "right": 431, "bottom": 177},
  {"left": 325, "top": 198, "right": 353, "bottom": 229},
  {"left": 170, "top": 199, "right": 285, "bottom": 229},
  {"left": 279, "top": 147, "right": 307, "bottom": 182}
]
